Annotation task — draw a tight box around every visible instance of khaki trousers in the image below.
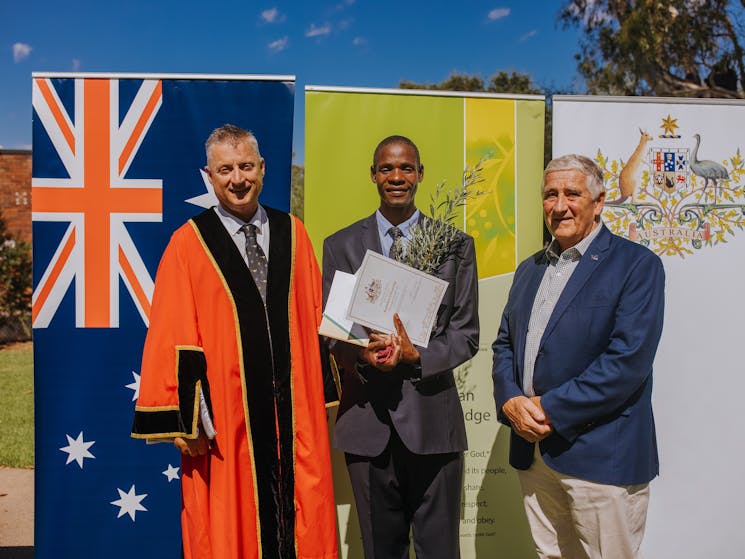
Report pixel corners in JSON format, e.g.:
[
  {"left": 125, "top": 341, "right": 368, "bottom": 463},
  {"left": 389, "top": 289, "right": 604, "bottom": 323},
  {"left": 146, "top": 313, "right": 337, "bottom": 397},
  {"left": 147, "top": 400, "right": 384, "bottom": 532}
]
[{"left": 517, "top": 446, "right": 650, "bottom": 559}]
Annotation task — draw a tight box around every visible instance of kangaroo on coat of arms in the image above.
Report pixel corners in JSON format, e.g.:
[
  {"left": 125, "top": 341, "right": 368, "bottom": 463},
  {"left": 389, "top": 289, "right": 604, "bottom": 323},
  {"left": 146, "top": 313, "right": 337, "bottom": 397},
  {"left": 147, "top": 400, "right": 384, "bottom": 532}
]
[{"left": 594, "top": 114, "right": 745, "bottom": 258}]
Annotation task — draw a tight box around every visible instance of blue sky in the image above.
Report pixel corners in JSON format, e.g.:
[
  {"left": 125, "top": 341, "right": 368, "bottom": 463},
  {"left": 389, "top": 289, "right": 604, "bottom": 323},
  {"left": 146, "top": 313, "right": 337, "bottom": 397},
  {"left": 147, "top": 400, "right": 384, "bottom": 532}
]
[{"left": 1, "top": 0, "right": 581, "bottom": 161}]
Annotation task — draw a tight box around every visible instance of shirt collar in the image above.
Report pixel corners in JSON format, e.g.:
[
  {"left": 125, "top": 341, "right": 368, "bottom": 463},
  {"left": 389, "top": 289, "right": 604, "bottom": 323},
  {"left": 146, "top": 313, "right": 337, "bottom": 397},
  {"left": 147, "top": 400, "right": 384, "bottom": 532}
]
[
  {"left": 546, "top": 221, "right": 604, "bottom": 262},
  {"left": 375, "top": 209, "right": 420, "bottom": 239},
  {"left": 216, "top": 203, "right": 267, "bottom": 235}
]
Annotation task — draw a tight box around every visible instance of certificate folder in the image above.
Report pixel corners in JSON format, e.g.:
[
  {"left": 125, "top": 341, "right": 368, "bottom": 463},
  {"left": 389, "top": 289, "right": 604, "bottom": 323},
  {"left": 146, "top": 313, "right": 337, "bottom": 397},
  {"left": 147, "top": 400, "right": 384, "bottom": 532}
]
[
  {"left": 320, "top": 251, "right": 448, "bottom": 349},
  {"left": 320, "top": 271, "right": 369, "bottom": 347}
]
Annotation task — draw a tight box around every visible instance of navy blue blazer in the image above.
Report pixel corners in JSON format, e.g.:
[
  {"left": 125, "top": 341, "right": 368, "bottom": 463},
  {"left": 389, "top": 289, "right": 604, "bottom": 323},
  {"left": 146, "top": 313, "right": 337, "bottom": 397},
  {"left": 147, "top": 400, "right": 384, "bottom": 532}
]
[
  {"left": 492, "top": 225, "right": 665, "bottom": 485},
  {"left": 323, "top": 213, "right": 479, "bottom": 456}
]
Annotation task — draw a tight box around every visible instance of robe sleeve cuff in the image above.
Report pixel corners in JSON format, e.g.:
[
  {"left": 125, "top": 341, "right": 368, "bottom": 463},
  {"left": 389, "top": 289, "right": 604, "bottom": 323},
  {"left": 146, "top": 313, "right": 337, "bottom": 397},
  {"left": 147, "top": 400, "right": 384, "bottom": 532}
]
[{"left": 131, "top": 347, "right": 212, "bottom": 440}]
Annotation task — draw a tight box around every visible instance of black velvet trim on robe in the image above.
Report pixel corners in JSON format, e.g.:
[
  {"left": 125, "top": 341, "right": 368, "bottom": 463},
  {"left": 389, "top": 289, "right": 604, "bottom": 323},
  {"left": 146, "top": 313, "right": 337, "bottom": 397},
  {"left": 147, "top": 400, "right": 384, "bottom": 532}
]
[
  {"left": 131, "top": 348, "right": 209, "bottom": 438},
  {"left": 192, "top": 207, "right": 296, "bottom": 559},
  {"left": 131, "top": 408, "right": 184, "bottom": 437},
  {"left": 176, "top": 348, "right": 212, "bottom": 435}
]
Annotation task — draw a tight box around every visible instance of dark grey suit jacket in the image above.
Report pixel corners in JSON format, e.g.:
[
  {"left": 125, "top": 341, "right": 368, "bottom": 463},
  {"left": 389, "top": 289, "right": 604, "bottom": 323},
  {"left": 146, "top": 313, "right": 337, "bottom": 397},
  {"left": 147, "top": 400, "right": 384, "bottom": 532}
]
[{"left": 322, "top": 212, "right": 479, "bottom": 456}]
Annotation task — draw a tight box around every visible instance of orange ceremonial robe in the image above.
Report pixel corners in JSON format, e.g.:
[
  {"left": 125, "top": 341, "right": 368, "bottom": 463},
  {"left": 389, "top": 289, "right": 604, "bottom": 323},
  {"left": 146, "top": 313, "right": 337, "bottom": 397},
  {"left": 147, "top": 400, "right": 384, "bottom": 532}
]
[{"left": 132, "top": 208, "right": 338, "bottom": 559}]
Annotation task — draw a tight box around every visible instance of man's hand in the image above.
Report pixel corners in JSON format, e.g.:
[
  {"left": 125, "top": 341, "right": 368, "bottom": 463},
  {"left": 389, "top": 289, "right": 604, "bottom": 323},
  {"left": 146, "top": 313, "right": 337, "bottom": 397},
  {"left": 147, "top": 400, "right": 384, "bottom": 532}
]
[
  {"left": 358, "top": 332, "right": 394, "bottom": 371},
  {"left": 389, "top": 313, "right": 420, "bottom": 365},
  {"left": 529, "top": 396, "right": 551, "bottom": 426},
  {"left": 174, "top": 431, "right": 210, "bottom": 457},
  {"left": 357, "top": 314, "right": 420, "bottom": 372},
  {"left": 359, "top": 314, "right": 421, "bottom": 372},
  {"left": 502, "top": 396, "right": 553, "bottom": 442}
]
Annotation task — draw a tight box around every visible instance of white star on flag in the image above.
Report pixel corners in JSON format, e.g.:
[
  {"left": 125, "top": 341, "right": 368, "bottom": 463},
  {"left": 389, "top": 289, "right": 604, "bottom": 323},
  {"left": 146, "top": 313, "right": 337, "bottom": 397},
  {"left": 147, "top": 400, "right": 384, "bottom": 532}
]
[
  {"left": 111, "top": 485, "right": 148, "bottom": 521},
  {"left": 162, "top": 464, "right": 180, "bottom": 482},
  {"left": 59, "top": 431, "right": 95, "bottom": 468},
  {"left": 185, "top": 169, "right": 218, "bottom": 208},
  {"left": 125, "top": 371, "right": 140, "bottom": 401}
]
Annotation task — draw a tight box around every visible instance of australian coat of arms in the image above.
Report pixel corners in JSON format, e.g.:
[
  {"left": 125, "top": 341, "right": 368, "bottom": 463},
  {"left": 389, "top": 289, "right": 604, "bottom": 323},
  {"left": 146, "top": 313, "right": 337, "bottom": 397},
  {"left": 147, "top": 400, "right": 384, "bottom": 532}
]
[
  {"left": 364, "top": 278, "right": 382, "bottom": 304},
  {"left": 595, "top": 114, "right": 745, "bottom": 257}
]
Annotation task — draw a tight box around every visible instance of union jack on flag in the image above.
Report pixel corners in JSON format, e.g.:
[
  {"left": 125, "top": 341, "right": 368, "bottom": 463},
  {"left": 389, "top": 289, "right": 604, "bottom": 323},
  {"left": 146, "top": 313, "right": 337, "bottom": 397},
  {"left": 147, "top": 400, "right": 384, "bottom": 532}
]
[
  {"left": 32, "top": 78, "right": 163, "bottom": 329},
  {"left": 32, "top": 75, "right": 295, "bottom": 559}
]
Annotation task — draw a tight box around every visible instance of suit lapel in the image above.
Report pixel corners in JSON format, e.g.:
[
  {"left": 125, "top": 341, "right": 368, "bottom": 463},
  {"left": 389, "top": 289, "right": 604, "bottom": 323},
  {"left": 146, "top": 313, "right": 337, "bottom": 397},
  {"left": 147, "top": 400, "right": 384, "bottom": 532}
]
[
  {"left": 360, "top": 210, "right": 425, "bottom": 258},
  {"left": 361, "top": 213, "right": 382, "bottom": 255},
  {"left": 540, "top": 226, "right": 612, "bottom": 347}
]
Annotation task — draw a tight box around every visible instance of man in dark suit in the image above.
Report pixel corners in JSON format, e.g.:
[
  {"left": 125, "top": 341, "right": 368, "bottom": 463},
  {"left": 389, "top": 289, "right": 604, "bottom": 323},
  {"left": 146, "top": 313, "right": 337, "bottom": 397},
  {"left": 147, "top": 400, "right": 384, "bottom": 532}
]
[
  {"left": 492, "top": 154, "right": 665, "bottom": 559},
  {"left": 322, "top": 135, "right": 479, "bottom": 559}
]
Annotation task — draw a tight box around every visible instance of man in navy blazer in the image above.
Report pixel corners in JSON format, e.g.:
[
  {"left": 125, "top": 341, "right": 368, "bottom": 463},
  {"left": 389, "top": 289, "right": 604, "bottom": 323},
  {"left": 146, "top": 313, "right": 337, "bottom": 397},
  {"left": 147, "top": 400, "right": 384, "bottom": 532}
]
[
  {"left": 492, "top": 154, "right": 665, "bottom": 559},
  {"left": 323, "top": 135, "right": 479, "bottom": 558}
]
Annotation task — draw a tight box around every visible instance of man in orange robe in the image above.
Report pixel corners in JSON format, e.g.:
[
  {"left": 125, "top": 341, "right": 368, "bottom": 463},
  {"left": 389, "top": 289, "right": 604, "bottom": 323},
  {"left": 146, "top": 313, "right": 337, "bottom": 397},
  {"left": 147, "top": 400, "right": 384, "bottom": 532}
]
[{"left": 132, "top": 124, "right": 338, "bottom": 559}]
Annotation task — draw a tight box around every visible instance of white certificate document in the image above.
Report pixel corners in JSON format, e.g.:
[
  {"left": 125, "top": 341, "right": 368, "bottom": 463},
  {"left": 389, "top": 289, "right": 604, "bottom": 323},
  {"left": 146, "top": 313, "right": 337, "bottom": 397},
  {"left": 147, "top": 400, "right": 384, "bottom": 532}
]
[
  {"left": 319, "top": 271, "right": 369, "bottom": 346},
  {"left": 347, "top": 250, "right": 448, "bottom": 348}
]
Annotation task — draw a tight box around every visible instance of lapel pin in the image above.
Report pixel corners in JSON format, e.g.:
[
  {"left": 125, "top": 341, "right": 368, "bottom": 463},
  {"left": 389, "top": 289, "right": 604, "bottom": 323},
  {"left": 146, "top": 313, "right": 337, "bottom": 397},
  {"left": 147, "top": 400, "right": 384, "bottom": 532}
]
[{"left": 591, "top": 254, "right": 599, "bottom": 261}]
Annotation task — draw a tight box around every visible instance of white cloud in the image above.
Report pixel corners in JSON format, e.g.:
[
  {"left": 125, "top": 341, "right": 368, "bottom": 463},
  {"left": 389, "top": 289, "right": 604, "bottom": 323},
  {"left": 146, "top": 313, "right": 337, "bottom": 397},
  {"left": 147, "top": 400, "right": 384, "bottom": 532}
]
[
  {"left": 260, "top": 7, "right": 284, "bottom": 23},
  {"left": 12, "top": 43, "right": 32, "bottom": 63},
  {"left": 306, "top": 23, "right": 332, "bottom": 38},
  {"left": 519, "top": 29, "right": 538, "bottom": 42},
  {"left": 72, "top": 58, "right": 82, "bottom": 71},
  {"left": 268, "top": 36, "right": 289, "bottom": 52},
  {"left": 352, "top": 37, "right": 366, "bottom": 46},
  {"left": 261, "top": 7, "right": 278, "bottom": 22},
  {"left": 566, "top": 2, "right": 612, "bottom": 25},
  {"left": 487, "top": 8, "right": 510, "bottom": 21}
]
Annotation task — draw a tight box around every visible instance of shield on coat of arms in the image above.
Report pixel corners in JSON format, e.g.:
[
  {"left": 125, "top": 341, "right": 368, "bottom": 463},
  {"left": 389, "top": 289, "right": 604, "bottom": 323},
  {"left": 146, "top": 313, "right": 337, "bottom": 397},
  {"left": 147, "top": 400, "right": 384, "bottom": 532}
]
[{"left": 650, "top": 147, "right": 689, "bottom": 193}]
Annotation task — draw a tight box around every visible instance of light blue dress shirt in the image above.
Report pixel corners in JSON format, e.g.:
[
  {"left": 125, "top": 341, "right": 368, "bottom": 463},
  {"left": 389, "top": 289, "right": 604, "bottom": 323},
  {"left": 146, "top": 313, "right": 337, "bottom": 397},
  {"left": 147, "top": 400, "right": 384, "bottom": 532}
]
[{"left": 375, "top": 209, "right": 420, "bottom": 258}]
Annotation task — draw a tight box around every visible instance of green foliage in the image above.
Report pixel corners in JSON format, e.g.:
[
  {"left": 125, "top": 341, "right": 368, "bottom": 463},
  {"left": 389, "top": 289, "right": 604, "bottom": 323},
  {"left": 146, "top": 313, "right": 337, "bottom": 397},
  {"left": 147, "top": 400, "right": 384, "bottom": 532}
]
[
  {"left": 291, "top": 163, "right": 305, "bottom": 220},
  {"left": 393, "top": 159, "right": 487, "bottom": 274},
  {"left": 560, "top": 0, "right": 745, "bottom": 98},
  {"left": 488, "top": 71, "right": 543, "bottom": 94},
  {"left": 400, "top": 70, "right": 542, "bottom": 95},
  {"left": 0, "top": 214, "right": 31, "bottom": 342},
  {"left": 400, "top": 73, "right": 487, "bottom": 92},
  {"left": 0, "top": 342, "right": 34, "bottom": 467}
]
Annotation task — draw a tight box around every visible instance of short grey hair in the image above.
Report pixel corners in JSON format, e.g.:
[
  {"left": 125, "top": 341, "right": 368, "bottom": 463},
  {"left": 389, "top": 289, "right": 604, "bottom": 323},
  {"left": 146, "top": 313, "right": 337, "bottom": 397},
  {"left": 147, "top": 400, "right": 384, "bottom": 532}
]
[
  {"left": 205, "top": 124, "right": 260, "bottom": 162},
  {"left": 542, "top": 154, "right": 605, "bottom": 200}
]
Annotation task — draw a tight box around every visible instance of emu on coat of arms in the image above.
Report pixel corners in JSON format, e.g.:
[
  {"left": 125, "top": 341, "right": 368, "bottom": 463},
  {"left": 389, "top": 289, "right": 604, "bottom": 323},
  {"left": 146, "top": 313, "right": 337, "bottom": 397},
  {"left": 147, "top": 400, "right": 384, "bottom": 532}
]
[{"left": 596, "top": 115, "right": 745, "bottom": 257}]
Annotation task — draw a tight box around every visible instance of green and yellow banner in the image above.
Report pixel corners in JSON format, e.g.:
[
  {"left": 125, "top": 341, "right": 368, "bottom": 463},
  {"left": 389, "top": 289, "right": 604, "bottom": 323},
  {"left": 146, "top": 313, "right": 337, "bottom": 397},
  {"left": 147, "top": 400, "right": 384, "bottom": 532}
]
[{"left": 305, "top": 86, "right": 545, "bottom": 558}]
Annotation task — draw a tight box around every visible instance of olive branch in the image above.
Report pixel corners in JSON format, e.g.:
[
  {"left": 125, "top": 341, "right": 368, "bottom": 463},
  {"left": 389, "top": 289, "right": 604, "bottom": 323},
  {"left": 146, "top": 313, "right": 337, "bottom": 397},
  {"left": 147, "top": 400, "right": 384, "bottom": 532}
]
[{"left": 391, "top": 158, "right": 488, "bottom": 274}]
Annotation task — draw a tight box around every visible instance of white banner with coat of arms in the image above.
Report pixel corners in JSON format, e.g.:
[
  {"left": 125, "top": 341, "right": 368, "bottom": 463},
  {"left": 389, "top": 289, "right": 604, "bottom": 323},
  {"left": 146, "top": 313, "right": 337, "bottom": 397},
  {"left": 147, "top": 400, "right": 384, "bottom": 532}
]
[{"left": 553, "top": 95, "right": 745, "bottom": 559}]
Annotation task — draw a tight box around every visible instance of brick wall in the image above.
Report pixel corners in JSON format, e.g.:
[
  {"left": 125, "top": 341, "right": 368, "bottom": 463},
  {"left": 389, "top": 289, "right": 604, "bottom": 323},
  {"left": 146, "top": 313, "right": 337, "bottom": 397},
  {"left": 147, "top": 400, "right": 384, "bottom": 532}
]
[{"left": 0, "top": 150, "right": 32, "bottom": 243}]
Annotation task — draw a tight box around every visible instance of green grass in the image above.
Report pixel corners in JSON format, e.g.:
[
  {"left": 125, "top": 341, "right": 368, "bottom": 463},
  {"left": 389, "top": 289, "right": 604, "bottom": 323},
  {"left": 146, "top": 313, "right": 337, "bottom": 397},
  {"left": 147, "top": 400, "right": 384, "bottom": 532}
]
[{"left": 0, "top": 342, "right": 34, "bottom": 467}]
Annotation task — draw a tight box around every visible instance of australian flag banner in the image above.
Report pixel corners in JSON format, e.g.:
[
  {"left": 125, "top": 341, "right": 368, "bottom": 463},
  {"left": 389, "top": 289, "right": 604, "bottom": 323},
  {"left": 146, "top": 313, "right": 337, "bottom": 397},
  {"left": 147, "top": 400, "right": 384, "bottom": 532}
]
[{"left": 31, "top": 74, "right": 294, "bottom": 558}]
